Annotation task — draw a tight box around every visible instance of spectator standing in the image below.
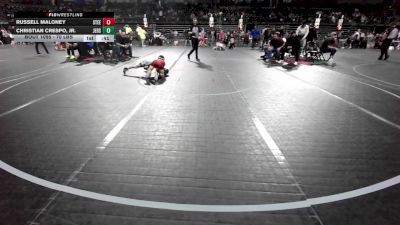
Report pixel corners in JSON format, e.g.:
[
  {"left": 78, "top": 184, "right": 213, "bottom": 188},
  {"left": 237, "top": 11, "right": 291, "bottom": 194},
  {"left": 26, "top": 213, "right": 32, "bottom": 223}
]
[
  {"left": 296, "top": 21, "right": 309, "bottom": 50},
  {"left": 306, "top": 25, "right": 317, "bottom": 44},
  {"left": 136, "top": 24, "right": 147, "bottom": 47},
  {"left": 0, "top": 28, "right": 3, "bottom": 45},
  {"left": 350, "top": 29, "right": 361, "bottom": 48},
  {"left": 243, "top": 31, "right": 250, "bottom": 46},
  {"left": 251, "top": 26, "right": 260, "bottom": 49},
  {"left": 261, "top": 27, "right": 270, "bottom": 47},
  {"left": 228, "top": 33, "right": 235, "bottom": 49},
  {"left": 124, "top": 24, "right": 133, "bottom": 35},
  {"left": 210, "top": 29, "right": 216, "bottom": 46},
  {"left": 366, "top": 32, "right": 375, "bottom": 48},
  {"left": 378, "top": 22, "right": 400, "bottom": 60},
  {"left": 219, "top": 29, "right": 225, "bottom": 43},
  {"left": 172, "top": 30, "right": 178, "bottom": 46},
  {"left": 1, "top": 27, "right": 11, "bottom": 44},
  {"left": 199, "top": 28, "right": 206, "bottom": 47}
]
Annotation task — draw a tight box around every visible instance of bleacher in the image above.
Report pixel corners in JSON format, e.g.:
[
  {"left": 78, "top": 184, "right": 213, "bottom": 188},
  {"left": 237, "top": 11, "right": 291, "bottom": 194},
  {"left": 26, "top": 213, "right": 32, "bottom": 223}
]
[
  {"left": 114, "top": 22, "right": 378, "bottom": 42},
  {"left": 114, "top": 23, "right": 242, "bottom": 40}
]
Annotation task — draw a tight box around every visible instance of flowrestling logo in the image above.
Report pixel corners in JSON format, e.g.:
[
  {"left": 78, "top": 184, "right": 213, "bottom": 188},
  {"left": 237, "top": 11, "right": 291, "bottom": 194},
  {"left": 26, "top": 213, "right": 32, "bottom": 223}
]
[{"left": 45, "top": 13, "right": 83, "bottom": 17}]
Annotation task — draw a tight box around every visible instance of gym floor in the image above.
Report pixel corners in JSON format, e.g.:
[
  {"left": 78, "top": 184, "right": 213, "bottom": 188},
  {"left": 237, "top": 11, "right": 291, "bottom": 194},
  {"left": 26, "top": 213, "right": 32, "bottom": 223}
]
[{"left": 0, "top": 45, "right": 399, "bottom": 225}]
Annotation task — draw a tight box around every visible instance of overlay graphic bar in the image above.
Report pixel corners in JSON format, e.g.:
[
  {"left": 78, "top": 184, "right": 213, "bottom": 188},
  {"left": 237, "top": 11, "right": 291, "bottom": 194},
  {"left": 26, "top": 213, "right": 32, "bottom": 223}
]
[
  {"left": 14, "top": 12, "right": 114, "bottom": 18},
  {"left": 14, "top": 26, "right": 105, "bottom": 35},
  {"left": 14, "top": 18, "right": 111, "bottom": 26},
  {"left": 13, "top": 34, "right": 114, "bottom": 42}
]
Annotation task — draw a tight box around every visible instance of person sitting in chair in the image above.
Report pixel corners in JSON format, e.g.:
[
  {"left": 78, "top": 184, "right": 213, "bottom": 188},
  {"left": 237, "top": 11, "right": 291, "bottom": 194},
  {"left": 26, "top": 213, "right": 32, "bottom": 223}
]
[
  {"left": 114, "top": 31, "right": 132, "bottom": 59},
  {"left": 320, "top": 35, "right": 338, "bottom": 64},
  {"left": 350, "top": 29, "right": 361, "bottom": 48},
  {"left": 280, "top": 32, "right": 301, "bottom": 65},
  {"left": 261, "top": 32, "right": 285, "bottom": 63},
  {"left": 65, "top": 42, "right": 79, "bottom": 60}
]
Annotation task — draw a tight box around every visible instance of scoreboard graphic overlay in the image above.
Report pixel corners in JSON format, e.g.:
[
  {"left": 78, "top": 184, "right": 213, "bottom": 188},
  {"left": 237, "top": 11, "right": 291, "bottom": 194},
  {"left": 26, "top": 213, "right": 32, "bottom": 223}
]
[{"left": 13, "top": 12, "right": 115, "bottom": 42}]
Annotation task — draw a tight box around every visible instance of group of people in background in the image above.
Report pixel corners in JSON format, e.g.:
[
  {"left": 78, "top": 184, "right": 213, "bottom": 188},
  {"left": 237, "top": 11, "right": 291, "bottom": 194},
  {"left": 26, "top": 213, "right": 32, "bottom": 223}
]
[
  {"left": 0, "top": 27, "right": 13, "bottom": 45},
  {"left": 257, "top": 21, "right": 335, "bottom": 65},
  {"left": 25, "top": 20, "right": 400, "bottom": 67},
  {"left": 257, "top": 20, "right": 400, "bottom": 65},
  {"left": 2, "top": 17, "right": 399, "bottom": 68},
  {"left": 378, "top": 22, "right": 400, "bottom": 60},
  {"left": 103, "top": 1, "right": 397, "bottom": 27},
  {"left": 58, "top": 24, "right": 148, "bottom": 62}
]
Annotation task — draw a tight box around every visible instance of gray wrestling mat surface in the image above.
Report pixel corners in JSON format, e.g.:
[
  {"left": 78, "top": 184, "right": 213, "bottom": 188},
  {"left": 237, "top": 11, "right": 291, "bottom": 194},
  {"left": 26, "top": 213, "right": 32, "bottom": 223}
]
[{"left": 0, "top": 45, "right": 399, "bottom": 225}]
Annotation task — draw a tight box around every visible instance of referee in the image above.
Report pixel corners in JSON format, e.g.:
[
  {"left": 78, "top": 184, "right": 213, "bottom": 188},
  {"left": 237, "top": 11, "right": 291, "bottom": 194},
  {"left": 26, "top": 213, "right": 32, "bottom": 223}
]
[
  {"left": 187, "top": 19, "right": 200, "bottom": 61},
  {"left": 35, "top": 42, "right": 49, "bottom": 55}
]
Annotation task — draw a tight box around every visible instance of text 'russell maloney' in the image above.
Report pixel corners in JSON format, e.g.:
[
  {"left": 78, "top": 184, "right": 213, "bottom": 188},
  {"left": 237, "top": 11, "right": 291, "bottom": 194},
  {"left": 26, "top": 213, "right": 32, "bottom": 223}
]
[{"left": 15, "top": 20, "right": 67, "bottom": 25}]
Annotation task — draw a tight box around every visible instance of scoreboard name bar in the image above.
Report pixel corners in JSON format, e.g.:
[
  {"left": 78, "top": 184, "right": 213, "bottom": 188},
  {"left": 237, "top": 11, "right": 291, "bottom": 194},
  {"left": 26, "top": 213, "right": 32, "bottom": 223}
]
[
  {"left": 15, "top": 26, "right": 114, "bottom": 35},
  {"left": 14, "top": 12, "right": 114, "bottom": 18},
  {"left": 13, "top": 34, "right": 114, "bottom": 42},
  {"left": 15, "top": 18, "right": 113, "bottom": 26}
]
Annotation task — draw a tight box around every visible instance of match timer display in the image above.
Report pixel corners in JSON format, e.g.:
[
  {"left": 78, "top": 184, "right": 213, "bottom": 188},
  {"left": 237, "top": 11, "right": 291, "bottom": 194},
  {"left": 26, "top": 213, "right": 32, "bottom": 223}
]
[{"left": 13, "top": 12, "right": 115, "bottom": 42}]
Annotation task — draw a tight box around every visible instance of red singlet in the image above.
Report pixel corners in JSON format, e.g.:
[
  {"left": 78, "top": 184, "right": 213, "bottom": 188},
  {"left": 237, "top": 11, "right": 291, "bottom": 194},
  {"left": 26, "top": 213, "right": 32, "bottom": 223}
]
[{"left": 151, "top": 59, "right": 165, "bottom": 70}]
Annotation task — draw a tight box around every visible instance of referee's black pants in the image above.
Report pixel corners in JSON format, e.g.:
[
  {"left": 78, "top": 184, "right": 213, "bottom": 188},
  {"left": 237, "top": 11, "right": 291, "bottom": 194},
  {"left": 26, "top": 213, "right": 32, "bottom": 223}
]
[
  {"left": 188, "top": 38, "right": 199, "bottom": 59},
  {"left": 35, "top": 42, "right": 49, "bottom": 54},
  {"left": 379, "top": 38, "right": 393, "bottom": 59}
]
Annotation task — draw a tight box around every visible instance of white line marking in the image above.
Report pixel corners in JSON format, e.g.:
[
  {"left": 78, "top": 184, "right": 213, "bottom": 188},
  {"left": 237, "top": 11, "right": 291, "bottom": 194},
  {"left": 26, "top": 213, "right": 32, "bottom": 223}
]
[
  {"left": 0, "top": 80, "right": 86, "bottom": 118},
  {"left": 0, "top": 66, "right": 70, "bottom": 85},
  {"left": 253, "top": 118, "right": 287, "bottom": 166},
  {"left": 0, "top": 160, "right": 399, "bottom": 212},
  {"left": 346, "top": 77, "right": 400, "bottom": 99},
  {"left": 193, "top": 88, "right": 250, "bottom": 96},
  {"left": 1, "top": 49, "right": 399, "bottom": 214},
  {"left": 353, "top": 63, "right": 400, "bottom": 87},
  {"left": 253, "top": 116, "right": 324, "bottom": 225},
  {"left": 102, "top": 96, "right": 149, "bottom": 146},
  {"left": 0, "top": 69, "right": 108, "bottom": 117},
  {"left": 0, "top": 65, "right": 70, "bottom": 94},
  {"left": 307, "top": 66, "right": 400, "bottom": 100},
  {"left": 281, "top": 70, "right": 400, "bottom": 130},
  {"left": 0, "top": 63, "right": 56, "bottom": 81},
  {"left": 0, "top": 48, "right": 164, "bottom": 118},
  {"left": 28, "top": 94, "right": 151, "bottom": 225},
  {"left": 27, "top": 48, "right": 186, "bottom": 224},
  {"left": 221, "top": 65, "right": 321, "bottom": 224},
  {"left": 365, "top": 80, "right": 400, "bottom": 91}
]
